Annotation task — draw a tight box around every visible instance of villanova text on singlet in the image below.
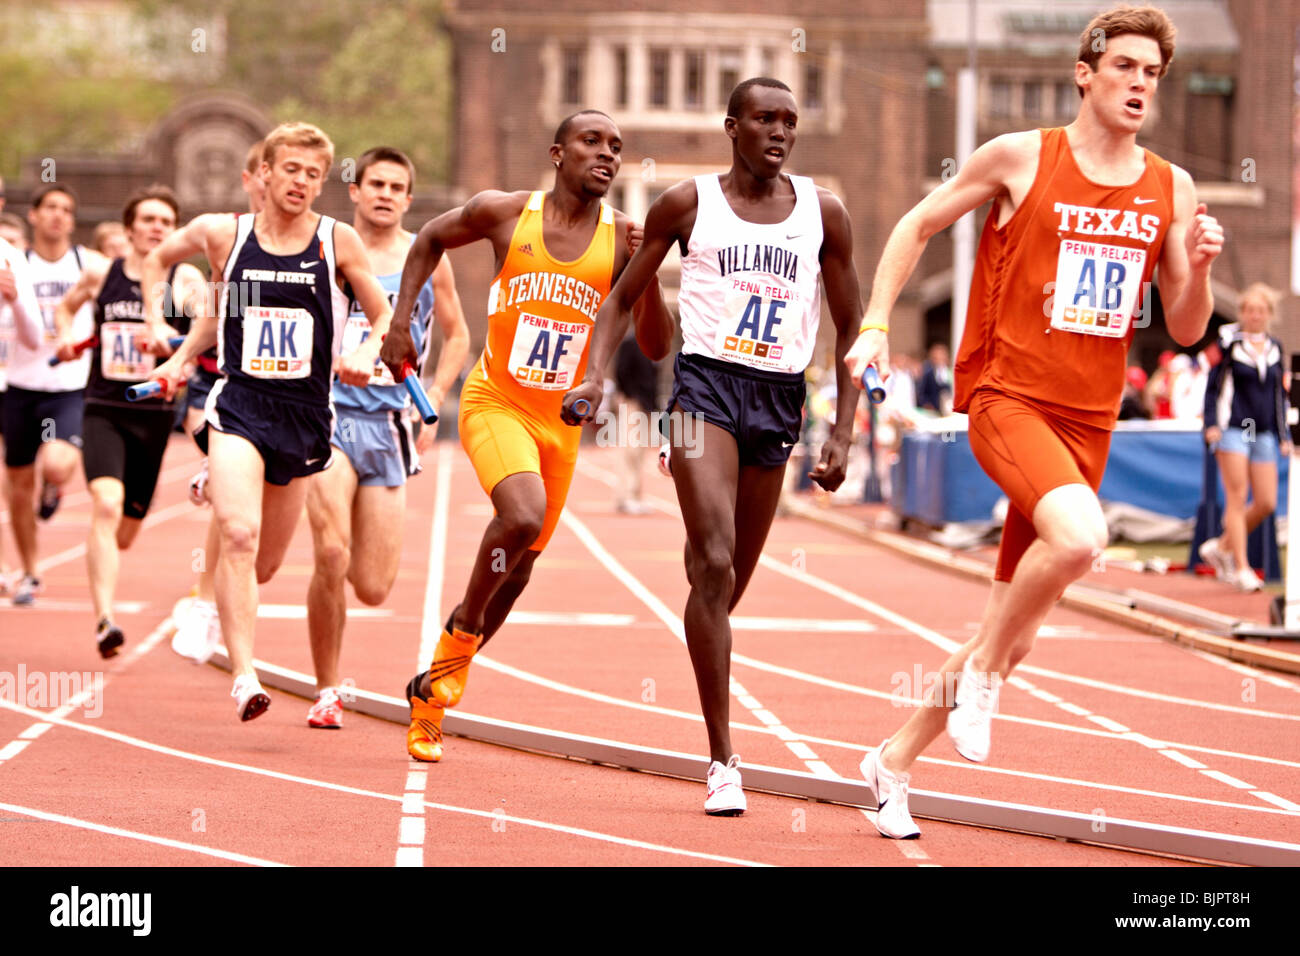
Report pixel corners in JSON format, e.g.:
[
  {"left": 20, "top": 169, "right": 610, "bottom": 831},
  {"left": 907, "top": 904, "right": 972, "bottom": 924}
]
[
  {"left": 954, "top": 127, "right": 1175, "bottom": 429},
  {"left": 86, "top": 258, "right": 186, "bottom": 408},
  {"left": 676, "top": 173, "right": 824, "bottom": 375},
  {"left": 7, "top": 246, "right": 94, "bottom": 392},
  {"left": 335, "top": 252, "right": 435, "bottom": 414},
  {"left": 477, "top": 190, "right": 616, "bottom": 419},
  {"left": 217, "top": 213, "right": 348, "bottom": 405}
]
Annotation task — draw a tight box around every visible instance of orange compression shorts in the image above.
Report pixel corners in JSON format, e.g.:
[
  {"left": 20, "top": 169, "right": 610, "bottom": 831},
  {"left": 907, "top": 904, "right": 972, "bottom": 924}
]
[
  {"left": 966, "top": 388, "right": 1113, "bottom": 582},
  {"left": 457, "top": 366, "right": 579, "bottom": 553}
]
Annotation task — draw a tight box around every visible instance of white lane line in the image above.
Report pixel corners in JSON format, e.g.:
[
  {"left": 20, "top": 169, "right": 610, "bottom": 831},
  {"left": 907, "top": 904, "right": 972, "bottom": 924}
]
[
  {"left": 258, "top": 605, "right": 392, "bottom": 620},
  {"left": 477, "top": 645, "right": 1300, "bottom": 774},
  {"left": 560, "top": 508, "right": 830, "bottom": 776},
  {"left": 0, "top": 800, "right": 287, "bottom": 867},
  {"left": 1251, "top": 791, "right": 1300, "bottom": 811},
  {"left": 18, "top": 723, "right": 52, "bottom": 740},
  {"left": 399, "top": 442, "right": 454, "bottom": 868},
  {"left": 507, "top": 611, "right": 636, "bottom": 628},
  {"left": 35, "top": 498, "right": 197, "bottom": 575},
  {"left": 0, "top": 697, "right": 771, "bottom": 867},
  {"left": 1200, "top": 770, "right": 1255, "bottom": 790},
  {"left": 1086, "top": 715, "right": 1131, "bottom": 733},
  {"left": 0, "top": 740, "right": 30, "bottom": 761},
  {"left": 1185, "top": 647, "right": 1300, "bottom": 692},
  {"left": 858, "top": 809, "right": 931, "bottom": 862},
  {"left": 751, "top": 550, "right": 1300, "bottom": 809},
  {"left": 1159, "top": 750, "right": 1207, "bottom": 770}
]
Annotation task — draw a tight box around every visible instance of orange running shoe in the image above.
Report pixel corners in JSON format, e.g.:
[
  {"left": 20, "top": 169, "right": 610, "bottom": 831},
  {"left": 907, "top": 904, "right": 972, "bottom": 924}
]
[
  {"left": 426, "top": 624, "right": 482, "bottom": 708},
  {"left": 406, "top": 673, "right": 446, "bottom": 762}
]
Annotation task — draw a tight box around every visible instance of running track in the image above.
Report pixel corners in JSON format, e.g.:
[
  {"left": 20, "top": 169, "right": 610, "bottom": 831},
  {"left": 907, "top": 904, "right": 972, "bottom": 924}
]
[{"left": 1, "top": 435, "right": 1298, "bottom": 867}]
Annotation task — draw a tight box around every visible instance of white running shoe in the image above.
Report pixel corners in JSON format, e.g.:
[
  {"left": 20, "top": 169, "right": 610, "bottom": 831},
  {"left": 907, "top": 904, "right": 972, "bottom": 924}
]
[
  {"left": 704, "top": 754, "right": 746, "bottom": 816},
  {"left": 947, "top": 655, "right": 1002, "bottom": 763},
  {"left": 1198, "top": 537, "right": 1235, "bottom": 580},
  {"left": 1234, "top": 566, "right": 1264, "bottom": 593},
  {"left": 232, "top": 674, "right": 270, "bottom": 722},
  {"left": 188, "top": 460, "right": 211, "bottom": 506},
  {"left": 860, "top": 740, "right": 920, "bottom": 839},
  {"left": 171, "top": 598, "right": 220, "bottom": 664}
]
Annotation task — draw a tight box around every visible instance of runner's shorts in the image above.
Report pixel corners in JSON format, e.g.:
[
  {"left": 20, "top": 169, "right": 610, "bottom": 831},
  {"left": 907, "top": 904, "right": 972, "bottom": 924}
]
[
  {"left": 198, "top": 379, "right": 334, "bottom": 487},
  {"left": 186, "top": 367, "right": 220, "bottom": 413},
  {"left": 966, "top": 388, "right": 1112, "bottom": 582},
  {"left": 82, "top": 402, "right": 175, "bottom": 520},
  {"left": 332, "top": 405, "right": 420, "bottom": 487},
  {"left": 458, "top": 366, "right": 578, "bottom": 553},
  {"left": 3, "top": 385, "right": 84, "bottom": 467},
  {"left": 666, "top": 352, "right": 805, "bottom": 468}
]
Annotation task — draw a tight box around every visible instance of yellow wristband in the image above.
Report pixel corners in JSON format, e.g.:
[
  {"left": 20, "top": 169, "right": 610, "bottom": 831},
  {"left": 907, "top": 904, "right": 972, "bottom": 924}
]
[{"left": 858, "top": 320, "right": 889, "bottom": 334}]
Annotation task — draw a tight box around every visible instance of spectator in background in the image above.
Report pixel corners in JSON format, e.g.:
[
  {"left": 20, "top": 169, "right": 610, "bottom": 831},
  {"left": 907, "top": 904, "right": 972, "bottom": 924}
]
[
  {"left": 612, "top": 328, "right": 660, "bottom": 515},
  {"left": 1199, "top": 283, "right": 1290, "bottom": 592},
  {"left": 916, "top": 342, "right": 952, "bottom": 414},
  {"left": 0, "top": 213, "right": 27, "bottom": 252},
  {"left": 1145, "top": 349, "right": 1175, "bottom": 418},
  {"left": 91, "top": 221, "right": 129, "bottom": 259},
  {"left": 1168, "top": 351, "right": 1204, "bottom": 420},
  {"left": 1118, "top": 365, "right": 1150, "bottom": 420}
]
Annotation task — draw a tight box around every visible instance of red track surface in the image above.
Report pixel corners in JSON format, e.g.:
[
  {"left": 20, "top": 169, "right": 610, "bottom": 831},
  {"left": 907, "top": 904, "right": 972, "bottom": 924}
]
[{"left": 2, "top": 435, "right": 1298, "bottom": 866}]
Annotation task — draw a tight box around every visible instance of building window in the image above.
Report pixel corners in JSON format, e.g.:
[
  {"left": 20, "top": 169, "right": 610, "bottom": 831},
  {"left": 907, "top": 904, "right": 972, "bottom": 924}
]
[
  {"left": 717, "top": 48, "right": 742, "bottom": 110},
  {"left": 1055, "top": 81, "right": 1077, "bottom": 120},
  {"left": 804, "top": 61, "right": 824, "bottom": 111},
  {"left": 989, "top": 78, "right": 1011, "bottom": 118},
  {"left": 649, "top": 48, "right": 670, "bottom": 108},
  {"left": 613, "top": 46, "right": 628, "bottom": 108},
  {"left": 1022, "top": 82, "right": 1041, "bottom": 119},
  {"left": 760, "top": 47, "right": 776, "bottom": 78},
  {"left": 562, "top": 46, "right": 584, "bottom": 106},
  {"left": 685, "top": 50, "right": 705, "bottom": 110}
]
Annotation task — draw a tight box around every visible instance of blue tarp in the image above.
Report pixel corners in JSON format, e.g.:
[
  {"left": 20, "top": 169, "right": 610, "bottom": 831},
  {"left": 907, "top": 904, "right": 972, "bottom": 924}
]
[{"left": 893, "top": 428, "right": 1289, "bottom": 525}]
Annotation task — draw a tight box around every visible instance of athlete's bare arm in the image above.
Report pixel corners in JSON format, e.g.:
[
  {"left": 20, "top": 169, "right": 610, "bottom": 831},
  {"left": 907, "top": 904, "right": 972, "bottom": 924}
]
[
  {"left": 334, "top": 222, "right": 394, "bottom": 386},
  {"left": 1155, "top": 166, "right": 1223, "bottom": 346},
  {"left": 140, "top": 213, "right": 236, "bottom": 352},
  {"left": 380, "top": 189, "right": 530, "bottom": 378},
  {"left": 52, "top": 259, "right": 109, "bottom": 358},
  {"left": 561, "top": 179, "right": 698, "bottom": 423},
  {"left": 0, "top": 250, "right": 43, "bottom": 349},
  {"left": 810, "top": 188, "right": 864, "bottom": 492},
  {"left": 611, "top": 210, "right": 674, "bottom": 362},
  {"left": 846, "top": 131, "right": 1040, "bottom": 381},
  {"left": 422, "top": 255, "right": 469, "bottom": 410}
]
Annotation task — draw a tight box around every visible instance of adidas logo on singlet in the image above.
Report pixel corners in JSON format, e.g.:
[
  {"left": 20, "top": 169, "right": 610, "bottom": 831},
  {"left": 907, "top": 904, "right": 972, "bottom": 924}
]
[{"left": 517, "top": 243, "right": 534, "bottom": 256}]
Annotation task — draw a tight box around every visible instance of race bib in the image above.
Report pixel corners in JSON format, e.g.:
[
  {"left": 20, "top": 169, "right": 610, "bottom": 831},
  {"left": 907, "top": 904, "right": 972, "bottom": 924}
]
[
  {"left": 100, "top": 321, "right": 155, "bottom": 381},
  {"left": 241, "top": 306, "right": 313, "bottom": 379},
  {"left": 507, "top": 312, "right": 589, "bottom": 390},
  {"left": 1050, "top": 240, "right": 1146, "bottom": 338},
  {"left": 340, "top": 313, "right": 394, "bottom": 386},
  {"left": 713, "top": 285, "right": 796, "bottom": 369}
]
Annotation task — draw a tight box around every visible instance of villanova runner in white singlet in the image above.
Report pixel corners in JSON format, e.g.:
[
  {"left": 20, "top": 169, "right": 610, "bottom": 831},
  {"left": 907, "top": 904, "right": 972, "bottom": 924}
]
[{"left": 564, "top": 78, "right": 866, "bottom": 815}]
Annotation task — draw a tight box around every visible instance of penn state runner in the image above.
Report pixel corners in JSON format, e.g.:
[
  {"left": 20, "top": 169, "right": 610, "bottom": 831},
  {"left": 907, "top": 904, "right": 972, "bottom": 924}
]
[
  {"left": 304, "top": 146, "right": 469, "bottom": 729},
  {"left": 147, "top": 122, "right": 395, "bottom": 721},
  {"left": 564, "top": 78, "right": 866, "bottom": 815}
]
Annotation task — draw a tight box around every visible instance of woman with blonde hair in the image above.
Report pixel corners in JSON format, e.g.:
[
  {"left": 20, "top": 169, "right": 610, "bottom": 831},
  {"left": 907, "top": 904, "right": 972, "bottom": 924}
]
[{"left": 1200, "top": 283, "right": 1290, "bottom": 591}]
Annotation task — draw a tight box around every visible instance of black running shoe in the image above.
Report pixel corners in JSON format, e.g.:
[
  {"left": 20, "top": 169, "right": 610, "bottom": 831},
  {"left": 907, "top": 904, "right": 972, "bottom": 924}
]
[
  {"left": 37, "top": 481, "right": 61, "bottom": 521},
  {"left": 96, "top": 618, "right": 125, "bottom": 659}
]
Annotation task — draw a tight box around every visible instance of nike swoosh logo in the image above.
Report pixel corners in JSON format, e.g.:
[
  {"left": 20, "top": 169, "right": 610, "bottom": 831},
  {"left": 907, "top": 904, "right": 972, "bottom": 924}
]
[
  {"left": 305, "top": 458, "right": 322, "bottom": 466},
  {"left": 785, "top": 233, "right": 802, "bottom": 240},
  {"left": 781, "top": 442, "right": 795, "bottom": 448},
  {"left": 300, "top": 259, "right": 319, "bottom": 269},
  {"left": 1133, "top": 197, "right": 1156, "bottom": 205}
]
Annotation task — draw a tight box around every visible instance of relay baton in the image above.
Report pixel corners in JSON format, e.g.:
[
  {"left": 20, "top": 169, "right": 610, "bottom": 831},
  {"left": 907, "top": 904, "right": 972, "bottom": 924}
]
[
  {"left": 861, "top": 366, "right": 886, "bottom": 404},
  {"left": 571, "top": 398, "right": 592, "bottom": 421},
  {"left": 126, "top": 381, "right": 164, "bottom": 402},
  {"left": 48, "top": 335, "right": 97, "bottom": 366},
  {"left": 50, "top": 334, "right": 185, "bottom": 367},
  {"left": 400, "top": 362, "right": 438, "bottom": 424}
]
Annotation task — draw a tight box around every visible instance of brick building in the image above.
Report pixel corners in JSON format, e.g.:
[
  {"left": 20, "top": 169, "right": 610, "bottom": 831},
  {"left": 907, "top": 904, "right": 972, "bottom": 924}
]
[{"left": 446, "top": 0, "right": 1299, "bottom": 368}]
